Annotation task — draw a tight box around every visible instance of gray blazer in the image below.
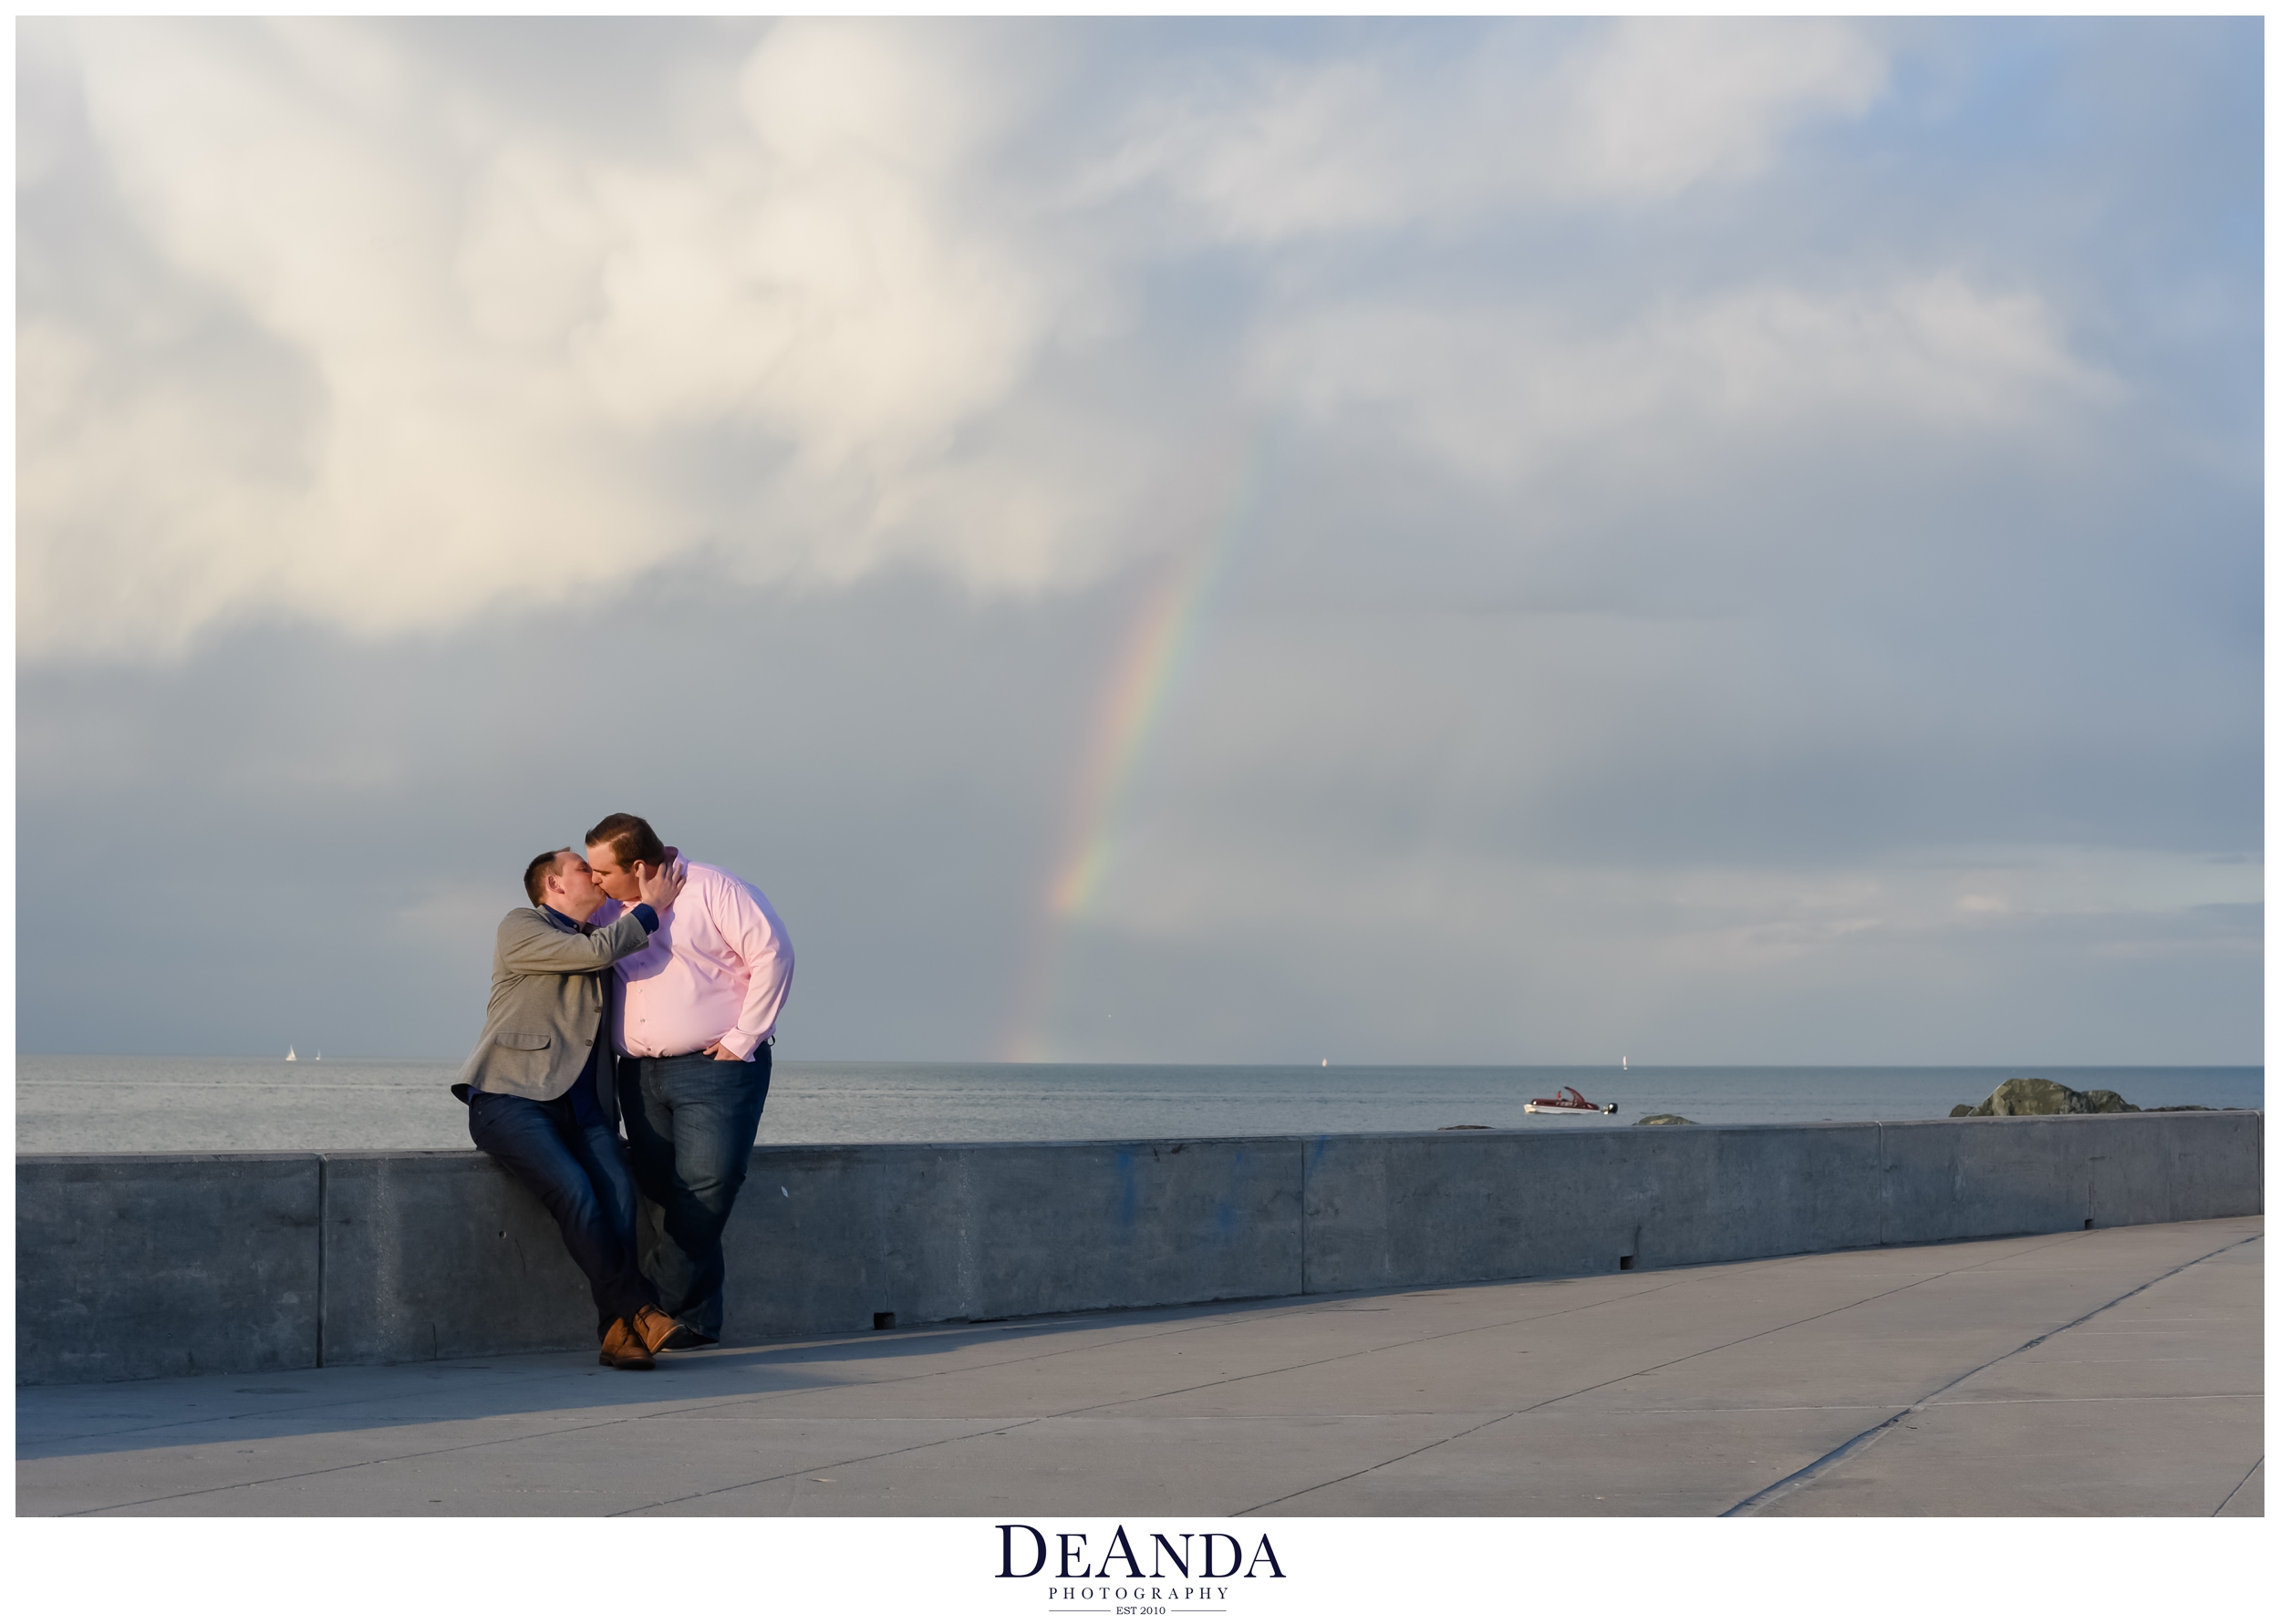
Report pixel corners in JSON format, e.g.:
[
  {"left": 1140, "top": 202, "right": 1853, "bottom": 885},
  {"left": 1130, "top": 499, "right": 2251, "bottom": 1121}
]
[{"left": 451, "top": 906, "right": 651, "bottom": 1114}]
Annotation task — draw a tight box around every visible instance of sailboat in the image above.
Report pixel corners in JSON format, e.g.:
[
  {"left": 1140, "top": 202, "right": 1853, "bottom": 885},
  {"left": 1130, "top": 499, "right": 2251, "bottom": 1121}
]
[{"left": 285, "top": 1048, "right": 296, "bottom": 1061}]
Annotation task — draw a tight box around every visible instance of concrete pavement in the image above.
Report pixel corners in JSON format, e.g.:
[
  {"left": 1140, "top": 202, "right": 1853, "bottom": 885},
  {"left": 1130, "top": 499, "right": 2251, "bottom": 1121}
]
[{"left": 17, "top": 1215, "right": 2262, "bottom": 1516}]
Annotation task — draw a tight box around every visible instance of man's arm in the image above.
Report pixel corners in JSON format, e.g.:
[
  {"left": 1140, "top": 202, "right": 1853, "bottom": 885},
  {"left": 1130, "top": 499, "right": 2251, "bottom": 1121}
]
[
  {"left": 700, "top": 882, "right": 794, "bottom": 1060},
  {"left": 495, "top": 907, "right": 656, "bottom": 975}
]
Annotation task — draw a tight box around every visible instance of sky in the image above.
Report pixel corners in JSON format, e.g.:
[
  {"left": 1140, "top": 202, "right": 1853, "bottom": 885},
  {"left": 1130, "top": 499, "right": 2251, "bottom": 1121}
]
[{"left": 15, "top": 17, "right": 2263, "bottom": 1065}]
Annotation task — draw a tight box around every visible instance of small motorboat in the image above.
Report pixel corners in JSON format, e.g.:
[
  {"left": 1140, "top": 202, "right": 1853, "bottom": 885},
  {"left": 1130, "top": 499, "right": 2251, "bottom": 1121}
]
[{"left": 1525, "top": 1086, "right": 1617, "bottom": 1116}]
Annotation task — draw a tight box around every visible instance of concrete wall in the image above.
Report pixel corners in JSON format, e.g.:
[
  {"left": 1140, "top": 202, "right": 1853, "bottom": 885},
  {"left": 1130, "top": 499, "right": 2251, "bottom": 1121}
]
[
  {"left": 20, "top": 1153, "right": 322, "bottom": 1384},
  {"left": 17, "top": 1112, "right": 2262, "bottom": 1385}
]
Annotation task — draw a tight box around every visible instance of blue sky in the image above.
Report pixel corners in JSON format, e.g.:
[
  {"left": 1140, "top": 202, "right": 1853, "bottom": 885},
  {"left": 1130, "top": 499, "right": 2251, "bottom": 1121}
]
[{"left": 15, "top": 18, "right": 2262, "bottom": 1062}]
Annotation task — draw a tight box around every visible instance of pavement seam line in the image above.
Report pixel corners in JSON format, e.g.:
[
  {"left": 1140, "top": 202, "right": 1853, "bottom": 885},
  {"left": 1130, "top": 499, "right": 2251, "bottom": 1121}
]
[
  {"left": 582, "top": 1270, "right": 1745, "bottom": 1511},
  {"left": 1230, "top": 1222, "right": 2213, "bottom": 1516},
  {"left": 1718, "top": 1230, "right": 2263, "bottom": 1518},
  {"left": 2212, "top": 1456, "right": 2262, "bottom": 1517},
  {"left": 1032, "top": 1231, "right": 2099, "bottom": 1425},
  {"left": 1602, "top": 1394, "right": 2259, "bottom": 1414},
  {"left": 1923, "top": 1393, "right": 2259, "bottom": 1406},
  {"left": 602, "top": 1417, "right": 1054, "bottom": 1516},
  {"left": 51, "top": 1406, "right": 724, "bottom": 1515},
  {"left": 53, "top": 1410, "right": 1049, "bottom": 1518},
  {"left": 1039, "top": 1275, "right": 1720, "bottom": 1420}
]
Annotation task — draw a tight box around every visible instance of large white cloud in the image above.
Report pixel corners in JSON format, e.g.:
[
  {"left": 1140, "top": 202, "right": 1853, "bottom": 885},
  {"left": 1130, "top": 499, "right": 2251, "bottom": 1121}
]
[
  {"left": 18, "top": 18, "right": 2119, "bottom": 664},
  {"left": 23, "top": 19, "right": 1115, "bottom": 658}
]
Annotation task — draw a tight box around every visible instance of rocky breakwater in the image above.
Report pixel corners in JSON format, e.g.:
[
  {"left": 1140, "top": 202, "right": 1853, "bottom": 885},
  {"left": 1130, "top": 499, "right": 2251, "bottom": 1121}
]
[
  {"left": 1951, "top": 1077, "right": 2142, "bottom": 1117},
  {"left": 1630, "top": 1084, "right": 2217, "bottom": 1122}
]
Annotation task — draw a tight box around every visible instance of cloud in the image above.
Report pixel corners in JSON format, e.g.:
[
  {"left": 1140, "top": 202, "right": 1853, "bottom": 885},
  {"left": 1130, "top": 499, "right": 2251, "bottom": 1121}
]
[
  {"left": 1086, "top": 18, "right": 1888, "bottom": 241},
  {"left": 1258, "top": 274, "right": 2119, "bottom": 486},
  {"left": 22, "top": 19, "right": 1130, "bottom": 661},
  {"left": 16, "top": 18, "right": 1918, "bottom": 663},
  {"left": 571, "top": 25, "right": 1044, "bottom": 459},
  {"left": 1561, "top": 18, "right": 1887, "bottom": 196}
]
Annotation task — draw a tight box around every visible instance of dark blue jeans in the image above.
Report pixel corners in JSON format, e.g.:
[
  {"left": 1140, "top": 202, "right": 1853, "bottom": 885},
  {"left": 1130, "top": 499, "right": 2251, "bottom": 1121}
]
[
  {"left": 618, "top": 1046, "right": 771, "bottom": 1340},
  {"left": 467, "top": 1090, "right": 655, "bottom": 1334}
]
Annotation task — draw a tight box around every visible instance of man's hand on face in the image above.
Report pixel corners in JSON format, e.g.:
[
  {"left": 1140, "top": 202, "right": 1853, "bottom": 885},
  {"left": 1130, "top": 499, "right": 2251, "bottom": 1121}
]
[{"left": 634, "top": 857, "right": 687, "bottom": 913}]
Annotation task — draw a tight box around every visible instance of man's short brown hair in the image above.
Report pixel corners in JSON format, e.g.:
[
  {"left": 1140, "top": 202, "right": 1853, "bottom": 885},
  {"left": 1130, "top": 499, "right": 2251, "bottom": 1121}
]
[
  {"left": 585, "top": 812, "right": 666, "bottom": 871},
  {"left": 523, "top": 849, "right": 575, "bottom": 906}
]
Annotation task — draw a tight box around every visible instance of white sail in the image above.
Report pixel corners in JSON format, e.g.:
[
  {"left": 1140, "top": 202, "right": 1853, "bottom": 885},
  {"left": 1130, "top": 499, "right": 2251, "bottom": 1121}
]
[{"left": 285, "top": 1048, "right": 296, "bottom": 1061}]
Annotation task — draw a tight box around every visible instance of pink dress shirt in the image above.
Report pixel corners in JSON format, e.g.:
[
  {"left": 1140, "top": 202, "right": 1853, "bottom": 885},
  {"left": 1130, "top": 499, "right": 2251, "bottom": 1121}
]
[{"left": 603, "top": 861, "right": 793, "bottom": 1061}]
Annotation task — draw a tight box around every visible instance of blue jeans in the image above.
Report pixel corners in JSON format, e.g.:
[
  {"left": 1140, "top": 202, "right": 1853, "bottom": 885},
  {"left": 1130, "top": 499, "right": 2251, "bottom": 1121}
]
[
  {"left": 467, "top": 1090, "right": 656, "bottom": 1334},
  {"left": 618, "top": 1046, "right": 771, "bottom": 1339}
]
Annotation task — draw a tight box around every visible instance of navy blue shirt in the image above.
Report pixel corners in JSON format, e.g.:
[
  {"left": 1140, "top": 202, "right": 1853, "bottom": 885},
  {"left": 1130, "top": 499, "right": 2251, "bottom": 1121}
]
[{"left": 470, "top": 902, "right": 657, "bottom": 1126}]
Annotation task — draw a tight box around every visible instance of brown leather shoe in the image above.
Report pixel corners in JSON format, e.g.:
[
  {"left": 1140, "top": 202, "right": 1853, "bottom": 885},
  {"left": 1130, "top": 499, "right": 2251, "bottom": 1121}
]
[
  {"left": 633, "top": 1305, "right": 693, "bottom": 1355},
  {"left": 599, "top": 1317, "right": 655, "bottom": 1370}
]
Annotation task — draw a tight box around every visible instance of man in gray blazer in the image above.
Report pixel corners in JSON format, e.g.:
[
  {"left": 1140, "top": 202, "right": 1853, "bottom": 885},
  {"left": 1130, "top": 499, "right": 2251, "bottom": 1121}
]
[{"left": 453, "top": 846, "right": 688, "bottom": 1370}]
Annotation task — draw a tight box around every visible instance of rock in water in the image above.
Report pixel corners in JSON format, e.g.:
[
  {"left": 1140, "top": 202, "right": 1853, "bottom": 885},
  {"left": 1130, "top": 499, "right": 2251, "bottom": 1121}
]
[
  {"left": 1980, "top": 1077, "right": 2095, "bottom": 1116},
  {"left": 2084, "top": 1089, "right": 2140, "bottom": 1113},
  {"left": 1950, "top": 1103, "right": 1976, "bottom": 1117},
  {"left": 1636, "top": 1113, "right": 1694, "bottom": 1126}
]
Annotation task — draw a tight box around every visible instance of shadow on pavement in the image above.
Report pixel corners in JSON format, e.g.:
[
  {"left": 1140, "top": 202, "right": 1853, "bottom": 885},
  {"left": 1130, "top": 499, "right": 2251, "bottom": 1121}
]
[{"left": 14, "top": 1294, "right": 1320, "bottom": 1461}]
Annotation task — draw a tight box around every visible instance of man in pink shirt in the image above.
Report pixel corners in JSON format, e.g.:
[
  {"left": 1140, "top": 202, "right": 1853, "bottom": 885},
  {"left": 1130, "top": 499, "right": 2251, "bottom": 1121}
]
[{"left": 585, "top": 812, "right": 794, "bottom": 1345}]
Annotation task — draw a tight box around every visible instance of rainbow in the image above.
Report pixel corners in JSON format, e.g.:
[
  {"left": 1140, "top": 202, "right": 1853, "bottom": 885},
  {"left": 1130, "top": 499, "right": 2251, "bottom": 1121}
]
[{"left": 1001, "top": 419, "right": 1284, "bottom": 1060}]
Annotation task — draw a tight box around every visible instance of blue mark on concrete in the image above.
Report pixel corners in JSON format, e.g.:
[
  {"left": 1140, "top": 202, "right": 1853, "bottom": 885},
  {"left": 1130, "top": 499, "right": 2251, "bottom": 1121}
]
[{"left": 1116, "top": 1149, "right": 1138, "bottom": 1228}]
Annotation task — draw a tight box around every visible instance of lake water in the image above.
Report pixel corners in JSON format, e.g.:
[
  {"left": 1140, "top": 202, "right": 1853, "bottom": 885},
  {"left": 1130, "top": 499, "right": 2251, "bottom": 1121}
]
[{"left": 14, "top": 1055, "right": 2263, "bottom": 1154}]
